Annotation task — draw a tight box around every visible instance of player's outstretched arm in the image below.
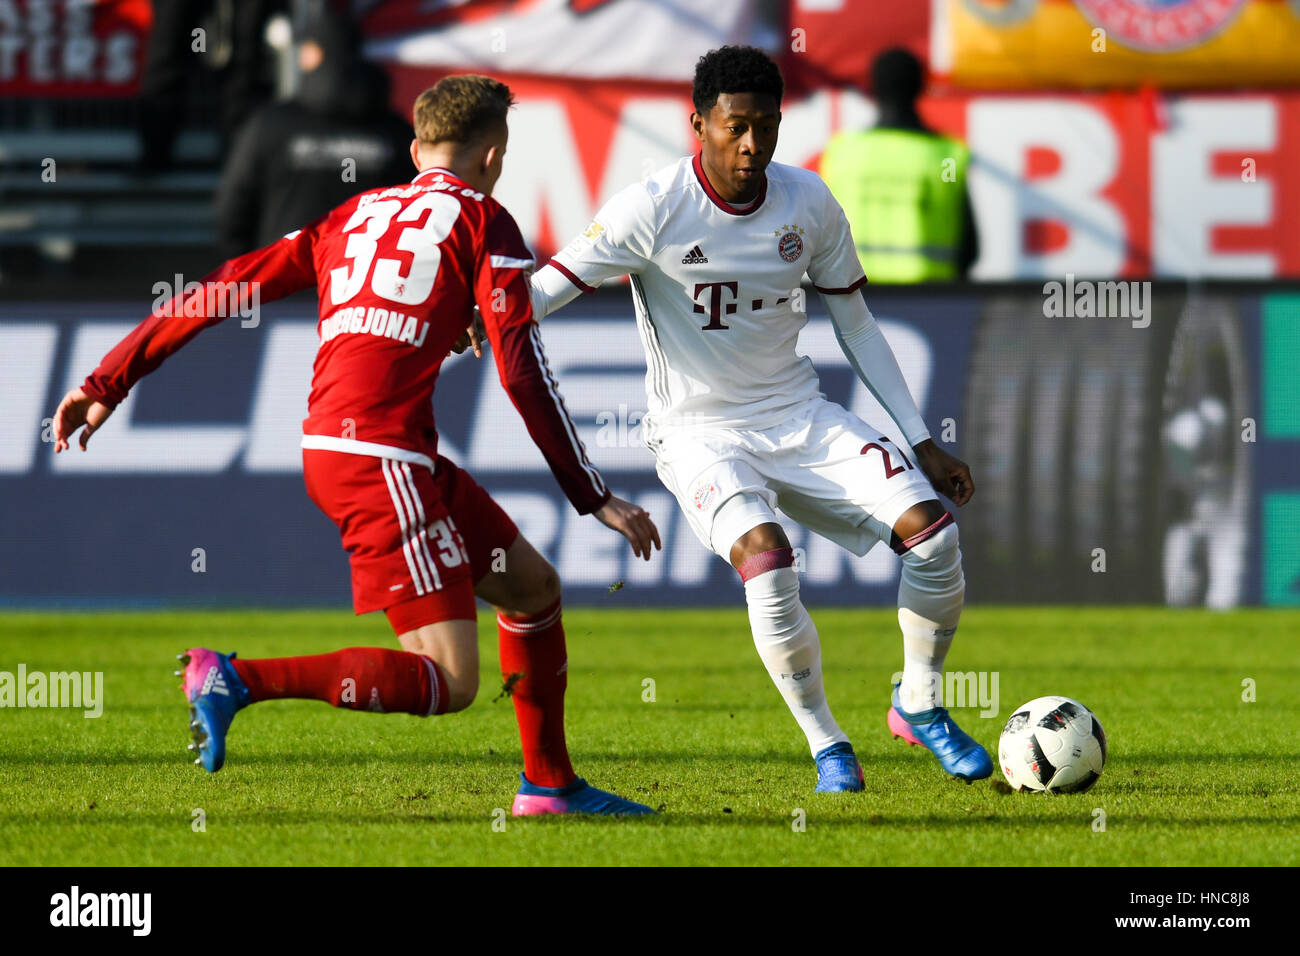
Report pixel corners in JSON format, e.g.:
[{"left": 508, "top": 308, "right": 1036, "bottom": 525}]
[
  {"left": 823, "top": 293, "right": 975, "bottom": 506},
  {"left": 824, "top": 292, "right": 929, "bottom": 441},
  {"left": 474, "top": 209, "right": 661, "bottom": 559},
  {"left": 59, "top": 226, "right": 322, "bottom": 450},
  {"left": 480, "top": 295, "right": 664, "bottom": 557},
  {"left": 483, "top": 312, "right": 662, "bottom": 560}
]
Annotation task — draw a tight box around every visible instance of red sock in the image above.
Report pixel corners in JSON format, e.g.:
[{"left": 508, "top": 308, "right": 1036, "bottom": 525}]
[
  {"left": 497, "top": 599, "right": 576, "bottom": 788},
  {"left": 231, "top": 647, "right": 449, "bottom": 716}
]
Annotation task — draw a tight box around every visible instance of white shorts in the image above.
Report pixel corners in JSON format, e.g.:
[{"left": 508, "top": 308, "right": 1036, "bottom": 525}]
[{"left": 651, "top": 398, "right": 937, "bottom": 559}]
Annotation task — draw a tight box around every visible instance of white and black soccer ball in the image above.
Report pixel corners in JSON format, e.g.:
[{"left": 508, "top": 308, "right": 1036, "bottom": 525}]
[{"left": 998, "top": 696, "right": 1107, "bottom": 793}]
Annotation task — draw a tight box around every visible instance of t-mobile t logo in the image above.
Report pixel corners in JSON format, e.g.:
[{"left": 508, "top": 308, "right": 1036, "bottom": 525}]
[{"left": 692, "top": 281, "right": 737, "bottom": 330}]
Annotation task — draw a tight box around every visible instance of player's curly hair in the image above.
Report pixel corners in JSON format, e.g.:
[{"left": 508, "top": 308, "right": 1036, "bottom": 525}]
[
  {"left": 414, "top": 74, "right": 515, "bottom": 145},
  {"left": 691, "top": 46, "right": 784, "bottom": 114}
]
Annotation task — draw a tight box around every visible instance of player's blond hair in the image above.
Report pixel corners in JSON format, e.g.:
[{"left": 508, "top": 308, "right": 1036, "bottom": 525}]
[{"left": 413, "top": 75, "right": 514, "bottom": 146}]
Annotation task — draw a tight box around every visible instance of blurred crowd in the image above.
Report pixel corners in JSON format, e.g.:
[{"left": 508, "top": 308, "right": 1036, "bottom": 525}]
[
  {"left": 136, "top": 2, "right": 975, "bottom": 283},
  {"left": 138, "top": 0, "right": 412, "bottom": 260}
]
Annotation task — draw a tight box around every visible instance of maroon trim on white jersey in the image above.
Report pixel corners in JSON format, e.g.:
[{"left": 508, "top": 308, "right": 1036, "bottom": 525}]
[
  {"left": 548, "top": 257, "right": 597, "bottom": 294},
  {"left": 814, "top": 275, "right": 869, "bottom": 295},
  {"left": 691, "top": 151, "right": 768, "bottom": 217}
]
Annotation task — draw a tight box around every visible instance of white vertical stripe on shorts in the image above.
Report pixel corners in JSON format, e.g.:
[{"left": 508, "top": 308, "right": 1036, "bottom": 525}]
[
  {"left": 386, "top": 457, "right": 433, "bottom": 592},
  {"left": 381, "top": 457, "right": 432, "bottom": 595},
  {"left": 399, "top": 461, "right": 442, "bottom": 591},
  {"left": 388, "top": 459, "right": 436, "bottom": 593}
]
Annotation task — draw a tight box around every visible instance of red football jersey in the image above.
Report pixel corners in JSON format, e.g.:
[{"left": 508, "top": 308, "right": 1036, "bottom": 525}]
[{"left": 82, "top": 167, "right": 609, "bottom": 514}]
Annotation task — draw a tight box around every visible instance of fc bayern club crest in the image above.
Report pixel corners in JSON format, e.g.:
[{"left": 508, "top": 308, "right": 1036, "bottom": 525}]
[
  {"left": 777, "top": 227, "right": 804, "bottom": 263},
  {"left": 1074, "top": 0, "right": 1249, "bottom": 53},
  {"left": 693, "top": 482, "right": 717, "bottom": 511}
]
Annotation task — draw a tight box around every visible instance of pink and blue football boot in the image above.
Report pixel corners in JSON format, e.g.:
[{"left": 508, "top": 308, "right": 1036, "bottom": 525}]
[
  {"left": 177, "top": 648, "right": 250, "bottom": 773},
  {"left": 888, "top": 683, "right": 993, "bottom": 783},
  {"left": 512, "top": 774, "right": 657, "bottom": 817}
]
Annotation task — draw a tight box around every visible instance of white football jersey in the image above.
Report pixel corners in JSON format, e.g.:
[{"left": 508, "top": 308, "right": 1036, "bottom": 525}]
[{"left": 549, "top": 154, "right": 866, "bottom": 441}]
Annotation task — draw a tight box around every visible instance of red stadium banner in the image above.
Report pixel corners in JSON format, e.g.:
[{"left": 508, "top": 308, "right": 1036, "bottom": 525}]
[
  {"left": 362, "top": 0, "right": 1300, "bottom": 277},
  {"left": 0, "top": 0, "right": 151, "bottom": 97},
  {"left": 376, "top": 64, "right": 1300, "bottom": 279}
]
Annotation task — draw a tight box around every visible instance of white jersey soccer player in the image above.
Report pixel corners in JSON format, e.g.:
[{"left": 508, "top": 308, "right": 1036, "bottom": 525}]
[
  {"left": 538, "top": 154, "right": 938, "bottom": 552},
  {"left": 531, "top": 46, "right": 993, "bottom": 790}
]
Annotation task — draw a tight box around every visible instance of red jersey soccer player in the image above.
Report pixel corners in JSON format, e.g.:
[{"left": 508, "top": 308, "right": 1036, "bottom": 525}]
[{"left": 51, "top": 76, "right": 661, "bottom": 817}]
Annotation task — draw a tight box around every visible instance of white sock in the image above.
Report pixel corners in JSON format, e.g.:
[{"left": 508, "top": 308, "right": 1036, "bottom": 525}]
[
  {"left": 743, "top": 560, "right": 847, "bottom": 756},
  {"left": 896, "top": 522, "right": 965, "bottom": 714}
]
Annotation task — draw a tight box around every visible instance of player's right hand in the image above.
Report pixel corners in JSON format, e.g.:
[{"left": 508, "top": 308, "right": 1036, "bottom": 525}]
[
  {"left": 594, "top": 496, "right": 662, "bottom": 561},
  {"left": 450, "top": 307, "right": 487, "bottom": 358},
  {"left": 52, "top": 387, "right": 113, "bottom": 453}
]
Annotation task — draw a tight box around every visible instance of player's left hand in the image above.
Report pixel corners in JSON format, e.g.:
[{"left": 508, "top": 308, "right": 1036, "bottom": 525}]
[
  {"left": 912, "top": 439, "right": 975, "bottom": 506},
  {"left": 52, "top": 387, "right": 113, "bottom": 453},
  {"left": 594, "top": 496, "right": 663, "bottom": 561},
  {"left": 450, "top": 308, "right": 487, "bottom": 358}
]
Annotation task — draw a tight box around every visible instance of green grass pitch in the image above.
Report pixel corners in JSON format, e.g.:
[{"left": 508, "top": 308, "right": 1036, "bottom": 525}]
[{"left": 1, "top": 606, "right": 1296, "bottom": 866}]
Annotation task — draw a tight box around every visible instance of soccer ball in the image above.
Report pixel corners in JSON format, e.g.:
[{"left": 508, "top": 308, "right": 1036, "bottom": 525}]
[{"left": 998, "top": 696, "right": 1107, "bottom": 793}]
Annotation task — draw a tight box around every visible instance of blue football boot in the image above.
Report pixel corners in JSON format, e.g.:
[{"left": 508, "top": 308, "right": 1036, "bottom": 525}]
[{"left": 814, "top": 741, "right": 865, "bottom": 792}]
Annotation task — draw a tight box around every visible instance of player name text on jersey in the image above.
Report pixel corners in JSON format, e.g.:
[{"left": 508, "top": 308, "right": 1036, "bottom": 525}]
[{"left": 319, "top": 305, "right": 430, "bottom": 347}]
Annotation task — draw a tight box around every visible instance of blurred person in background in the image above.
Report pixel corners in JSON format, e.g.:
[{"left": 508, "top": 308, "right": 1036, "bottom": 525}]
[
  {"left": 214, "top": 11, "right": 413, "bottom": 259},
  {"left": 138, "top": 0, "right": 285, "bottom": 173},
  {"left": 820, "top": 48, "right": 978, "bottom": 282}
]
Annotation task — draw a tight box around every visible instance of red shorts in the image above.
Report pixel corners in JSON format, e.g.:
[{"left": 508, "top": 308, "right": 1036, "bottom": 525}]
[{"left": 303, "top": 450, "right": 519, "bottom": 629}]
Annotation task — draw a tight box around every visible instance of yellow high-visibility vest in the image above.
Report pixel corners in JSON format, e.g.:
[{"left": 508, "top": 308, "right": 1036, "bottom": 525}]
[{"left": 820, "top": 128, "right": 969, "bottom": 283}]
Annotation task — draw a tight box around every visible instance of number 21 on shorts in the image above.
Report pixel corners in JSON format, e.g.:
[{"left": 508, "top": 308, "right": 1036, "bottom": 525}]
[{"left": 860, "top": 438, "right": 914, "bottom": 479}]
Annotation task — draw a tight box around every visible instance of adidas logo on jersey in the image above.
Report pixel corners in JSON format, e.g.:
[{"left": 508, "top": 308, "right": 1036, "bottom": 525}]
[
  {"left": 681, "top": 245, "right": 709, "bottom": 264},
  {"left": 200, "top": 665, "right": 229, "bottom": 697}
]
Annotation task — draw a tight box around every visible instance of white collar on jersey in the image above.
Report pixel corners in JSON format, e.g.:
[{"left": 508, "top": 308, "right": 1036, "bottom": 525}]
[
  {"left": 692, "top": 151, "right": 768, "bottom": 216},
  {"left": 411, "top": 166, "right": 459, "bottom": 184}
]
